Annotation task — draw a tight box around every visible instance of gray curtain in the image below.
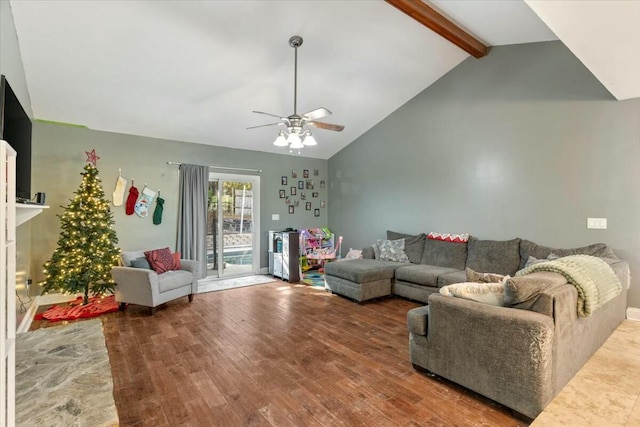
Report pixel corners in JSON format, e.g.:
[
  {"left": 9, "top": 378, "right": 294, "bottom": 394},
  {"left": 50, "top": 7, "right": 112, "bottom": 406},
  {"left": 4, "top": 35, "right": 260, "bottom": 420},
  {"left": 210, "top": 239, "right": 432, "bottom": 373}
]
[{"left": 177, "top": 164, "right": 209, "bottom": 279}]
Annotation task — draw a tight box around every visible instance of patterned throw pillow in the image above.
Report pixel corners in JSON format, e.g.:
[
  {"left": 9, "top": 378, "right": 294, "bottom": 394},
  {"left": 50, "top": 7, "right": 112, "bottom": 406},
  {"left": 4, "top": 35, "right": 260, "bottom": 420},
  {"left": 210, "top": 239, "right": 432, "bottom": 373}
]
[
  {"left": 144, "top": 247, "right": 177, "bottom": 274},
  {"left": 428, "top": 232, "right": 470, "bottom": 243},
  {"left": 439, "top": 281, "right": 505, "bottom": 306},
  {"left": 376, "top": 239, "right": 410, "bottom": 263}
]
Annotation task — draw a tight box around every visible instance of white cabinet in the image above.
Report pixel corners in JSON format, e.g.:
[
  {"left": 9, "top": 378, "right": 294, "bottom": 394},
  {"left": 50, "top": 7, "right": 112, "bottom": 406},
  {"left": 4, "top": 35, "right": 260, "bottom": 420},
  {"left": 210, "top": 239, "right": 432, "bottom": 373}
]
[
  {"left": 268, "top": 230, "right": 300, "bottom": 282},
  {"left": 1, "top": 140, "right": 17, "bottom": 427}
]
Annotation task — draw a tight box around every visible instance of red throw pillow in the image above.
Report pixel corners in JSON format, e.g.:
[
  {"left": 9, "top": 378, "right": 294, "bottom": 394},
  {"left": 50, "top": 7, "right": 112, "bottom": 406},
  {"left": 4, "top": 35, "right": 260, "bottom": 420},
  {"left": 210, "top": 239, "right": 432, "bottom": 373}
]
[
  {"left": 144, "top": 247, "right": 176, "bottom": 274},
  {"left": 172, "top": 252, "right": 181, "bottom": 270}
]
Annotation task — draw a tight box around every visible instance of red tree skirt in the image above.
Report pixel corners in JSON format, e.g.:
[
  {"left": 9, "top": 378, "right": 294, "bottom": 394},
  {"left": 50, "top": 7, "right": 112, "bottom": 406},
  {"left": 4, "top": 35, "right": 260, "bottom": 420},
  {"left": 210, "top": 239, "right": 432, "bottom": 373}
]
[{"left": 35, "top": 294, "right": 120, "bottom": 322}]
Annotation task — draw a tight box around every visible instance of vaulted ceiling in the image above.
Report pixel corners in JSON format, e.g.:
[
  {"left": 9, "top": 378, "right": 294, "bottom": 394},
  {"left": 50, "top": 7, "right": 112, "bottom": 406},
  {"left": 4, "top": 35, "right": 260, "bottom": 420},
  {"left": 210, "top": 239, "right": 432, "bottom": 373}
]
[{"left": 7, "top": 1, "right": 639, "bottom": 159}]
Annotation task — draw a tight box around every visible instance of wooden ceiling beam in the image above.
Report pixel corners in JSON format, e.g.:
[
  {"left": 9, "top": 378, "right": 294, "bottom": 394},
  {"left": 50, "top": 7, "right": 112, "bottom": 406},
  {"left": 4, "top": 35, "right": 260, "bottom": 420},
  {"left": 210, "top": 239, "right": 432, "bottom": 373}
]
[{"left": 385, "top": 0, "right": 489, "bottom": 58}]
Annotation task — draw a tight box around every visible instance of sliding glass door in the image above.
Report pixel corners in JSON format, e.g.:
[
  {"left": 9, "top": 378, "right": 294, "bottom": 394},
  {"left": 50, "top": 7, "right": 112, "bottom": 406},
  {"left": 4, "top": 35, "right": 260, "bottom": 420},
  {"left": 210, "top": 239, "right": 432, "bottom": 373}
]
[{"left": 207, "top": 173, "right": 260, "bottom": 278}]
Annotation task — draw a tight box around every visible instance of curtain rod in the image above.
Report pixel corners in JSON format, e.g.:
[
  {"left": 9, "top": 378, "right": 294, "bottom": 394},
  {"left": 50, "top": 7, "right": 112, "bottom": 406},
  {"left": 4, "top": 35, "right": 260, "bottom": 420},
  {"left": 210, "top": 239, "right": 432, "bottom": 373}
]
[{"left": 166, "top": 162, "right": 262, "bottom": 174}]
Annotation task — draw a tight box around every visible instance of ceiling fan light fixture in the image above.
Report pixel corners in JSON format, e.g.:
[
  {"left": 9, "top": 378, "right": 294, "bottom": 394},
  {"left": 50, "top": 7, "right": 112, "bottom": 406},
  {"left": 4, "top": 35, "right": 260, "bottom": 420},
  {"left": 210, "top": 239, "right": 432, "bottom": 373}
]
[
  {"left": 302, "top": 131, "right": 317, "bottom": 146},
  {"left": 273, "top": 130, "right": 289, "bottom": 147},
  {"left": 289, "top": 133, "right": 304, "bottom": 149}
]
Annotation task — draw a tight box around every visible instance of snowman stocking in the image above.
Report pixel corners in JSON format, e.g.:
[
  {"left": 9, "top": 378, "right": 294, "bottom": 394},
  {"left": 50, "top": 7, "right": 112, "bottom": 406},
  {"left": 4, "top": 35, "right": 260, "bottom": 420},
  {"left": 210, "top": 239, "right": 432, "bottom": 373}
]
[
  {"left": 112, "top": 172, "right": 127, "bottom": 206},
  {"left": 135, "top": 187, "right": 156, "bottom": 218}
]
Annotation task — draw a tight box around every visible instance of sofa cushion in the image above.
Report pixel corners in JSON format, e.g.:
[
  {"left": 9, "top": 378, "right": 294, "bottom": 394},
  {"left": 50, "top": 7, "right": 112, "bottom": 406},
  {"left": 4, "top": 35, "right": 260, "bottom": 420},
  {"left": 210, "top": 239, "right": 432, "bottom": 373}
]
[
  {"left": 504, "top": 271, "right": 567, "bottom": 308},
  {"left": 465, "top": 267, "right": 505, "bottom": 283},
  {"left": 157, "top": 270, "right": 193, "bottom": 293},
  {"left": 420, "top": 239, "right": 468, "bottom": 270},
  {"left": 437, "top": 270, "right": 467, "bottom": 287},
  {"left": 395, "top": 264, "right": 460, "bottom": 287},
  {"left": 519, "top": 240, "right": 619, "bottom": 269},
  {"left": 130, "top": 257, "right": 151, "bottom": 269},
  {"left": 377, "top": 239, "right": 410, "bottom": 262},
  {"left": 439, "top": 281, "right": 505, "bottom": 306},
  {"left": 387, "top": 231, "right": 426, "bottom": 264},
  {"left": 324, "top": 259, "right": 401, "bottom": 283},
  {"left": 466, "top": 237, "right": 521, "bottom": 276}
]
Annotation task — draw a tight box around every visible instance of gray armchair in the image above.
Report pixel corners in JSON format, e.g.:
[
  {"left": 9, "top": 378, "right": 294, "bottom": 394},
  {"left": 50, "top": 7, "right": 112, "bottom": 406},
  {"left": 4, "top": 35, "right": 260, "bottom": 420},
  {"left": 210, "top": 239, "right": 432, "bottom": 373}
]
[{"left": 110, "top": 250, "right": 199, "bottom": 314}]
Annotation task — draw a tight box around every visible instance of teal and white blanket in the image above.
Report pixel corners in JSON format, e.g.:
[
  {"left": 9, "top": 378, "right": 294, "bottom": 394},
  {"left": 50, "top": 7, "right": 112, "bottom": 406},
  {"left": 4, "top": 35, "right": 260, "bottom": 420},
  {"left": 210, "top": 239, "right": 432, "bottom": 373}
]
[{"left": 516, "top": 254, "right": 621, "bottom": 317}]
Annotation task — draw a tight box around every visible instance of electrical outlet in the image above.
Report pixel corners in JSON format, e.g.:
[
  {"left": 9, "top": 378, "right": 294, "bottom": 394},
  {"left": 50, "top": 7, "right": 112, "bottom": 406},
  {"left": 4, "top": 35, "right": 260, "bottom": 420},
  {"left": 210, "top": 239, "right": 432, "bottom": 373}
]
[{"left": 587, "top": 218, "right": 607, "bottom": 229}]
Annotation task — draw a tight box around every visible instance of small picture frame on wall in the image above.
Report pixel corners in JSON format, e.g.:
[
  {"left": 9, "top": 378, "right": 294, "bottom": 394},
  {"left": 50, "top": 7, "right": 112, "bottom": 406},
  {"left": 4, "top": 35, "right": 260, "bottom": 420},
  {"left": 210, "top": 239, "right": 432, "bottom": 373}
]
[
  {"left": 294, "top": 200, "right": 299, "bottom": 207},
  {"left": 312, "top": 192, "right": 318, "bottom": 198},
  {"left": 306, "top": 202, "right": 311, "bottom": 211},
  {"left": 314, "top": 169, "right": 319, "bottom": 176},
  {"left": 314, "top": 208, "right": 320, "bottom": 217},
  {"left": 298, "top": 181, "right": 304, "bottom": 190},
  {"left": 301, "top": 192, "right": 306, "bottom": 200},
  {"left": 303, "top": 169, "right": 309, "bottom": 178},
  {"left": 291, "top": 187, "right": 297, "bottom": 196},
  {"left": 321, "top": 200, "right": 326, "bottom": 208},
  {"left": 279, "top": 189, "right": 285, "bottom": 198},
  {"left": 285, "top": 197, "right": 291, "bottom": 205},
  {"left": 292, "top": 170, "right": 298, "bottom": 178},
  {"left": 289, "top": 205, "right": 294, "bottom": 214},
  {"left": 281, "top": 176, "right": 288, "bottom": 186},
  {"left": 306, "top": 180, "right": 314, "bottom": 190},
  {"left": 320, "top": 180, "right": 326, "bottom": 189}
]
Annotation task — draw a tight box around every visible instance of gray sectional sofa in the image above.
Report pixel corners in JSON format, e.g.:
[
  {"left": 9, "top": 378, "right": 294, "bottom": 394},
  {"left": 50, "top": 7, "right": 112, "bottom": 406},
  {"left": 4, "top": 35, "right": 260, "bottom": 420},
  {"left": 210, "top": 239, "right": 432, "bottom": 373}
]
[{"left": 324, "top": 231, "right": 629, "bottom": 419}]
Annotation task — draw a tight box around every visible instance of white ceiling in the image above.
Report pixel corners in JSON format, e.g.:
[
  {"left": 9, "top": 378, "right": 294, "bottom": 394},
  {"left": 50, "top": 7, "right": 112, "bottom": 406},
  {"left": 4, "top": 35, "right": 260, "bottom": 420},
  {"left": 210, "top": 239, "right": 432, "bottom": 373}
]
[{"left": 7, "top": 1, "right": 636, "bottom": 159}]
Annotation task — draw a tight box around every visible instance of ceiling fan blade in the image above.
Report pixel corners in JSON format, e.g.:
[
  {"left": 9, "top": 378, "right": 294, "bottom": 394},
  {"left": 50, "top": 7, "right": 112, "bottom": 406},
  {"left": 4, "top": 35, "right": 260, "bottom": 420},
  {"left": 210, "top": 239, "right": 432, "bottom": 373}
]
[
  {"left": 302, "top": 107, "right": 332, "bottom": 121},
  {"left": 307, "top": 121, "right": 345, "bottom": 132},
  {"left": 246, "top": 122, "right": 284, "bottom": 130},
  {"left": 252, "top": 110, "right": 286, "bottom": 120}
]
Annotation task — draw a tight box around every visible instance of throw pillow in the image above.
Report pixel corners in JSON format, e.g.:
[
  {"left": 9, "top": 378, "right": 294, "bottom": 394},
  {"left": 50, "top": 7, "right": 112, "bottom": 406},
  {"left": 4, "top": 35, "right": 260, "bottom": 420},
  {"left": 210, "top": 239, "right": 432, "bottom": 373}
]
[
  {"left": 344, "top": 249, "right": 363, "bottom": 260},
  {"left": 523, "top": 254, "right": 559, "bottom": 269},
  {"left": 144, "top": 247, "right": 177, "bottom": 274},
  {"left": 376, "top": 239, "right": 410, "bottom": 263},
  {"left": 130, "top": 257, "right": 151, "bottom": 270},
  {"left": 427, "top": 232, "right": 470, "bottom": 243},
  {"left": 503, "top": 272, "right": 567, "bottom": 306},
  {"left": 173, "top": 252, "right": 181, "bottom": 270},
  {"left": 386, "top": 231, "right": 426, "bottom": 264},
  {"left": 465, "top": 267, "right": 504, "bottom": 283},
  {"left": 439, "top": 281, "right": 506, "bottom": 306}
]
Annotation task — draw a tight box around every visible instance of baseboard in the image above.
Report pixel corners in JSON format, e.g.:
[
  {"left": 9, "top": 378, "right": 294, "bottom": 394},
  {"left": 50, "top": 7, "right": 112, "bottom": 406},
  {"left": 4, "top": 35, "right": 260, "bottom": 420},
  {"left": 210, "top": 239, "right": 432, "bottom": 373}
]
[
  {"left": 16, "top": 293, "right": 82, "bottom": 334},
  {"left": 627, "top": 307, "right": 640, "bottom": 321},
  {"left": 259, "top": 267, "right": 269, "bottom": 274}
]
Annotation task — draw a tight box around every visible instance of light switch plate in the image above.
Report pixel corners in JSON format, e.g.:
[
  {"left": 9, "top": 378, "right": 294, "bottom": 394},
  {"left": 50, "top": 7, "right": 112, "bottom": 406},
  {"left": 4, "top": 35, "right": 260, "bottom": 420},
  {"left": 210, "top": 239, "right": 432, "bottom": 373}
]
[
  {"left": 272, "top": 214, "right": 280, "bottom": 221},
  {"left": 587, "top": 218, "right": 607, "bottom": 229}
]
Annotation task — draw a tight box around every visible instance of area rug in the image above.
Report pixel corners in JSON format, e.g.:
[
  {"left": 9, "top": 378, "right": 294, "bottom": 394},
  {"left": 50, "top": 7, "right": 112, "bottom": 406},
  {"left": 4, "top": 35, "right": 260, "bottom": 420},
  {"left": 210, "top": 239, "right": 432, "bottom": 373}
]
[
  {"left": 15, "top": 319, "right": 119, "bottom": 427},
  {"left": 34, "top": 294, "right": 119, "bottom": 322},
  {"left": 302, "top": 270, "right": 326, "bottom": 288},
  {"left": 197, "top": 274, "right": 277, "bottom": 294}
]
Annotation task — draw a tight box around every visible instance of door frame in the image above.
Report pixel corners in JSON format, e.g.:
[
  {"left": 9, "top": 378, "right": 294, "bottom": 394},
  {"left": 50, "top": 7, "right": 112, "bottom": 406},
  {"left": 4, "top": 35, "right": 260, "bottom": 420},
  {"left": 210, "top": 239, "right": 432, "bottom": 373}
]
[{"left": 208, "top": 172, "right": 261, "bottom": 278}]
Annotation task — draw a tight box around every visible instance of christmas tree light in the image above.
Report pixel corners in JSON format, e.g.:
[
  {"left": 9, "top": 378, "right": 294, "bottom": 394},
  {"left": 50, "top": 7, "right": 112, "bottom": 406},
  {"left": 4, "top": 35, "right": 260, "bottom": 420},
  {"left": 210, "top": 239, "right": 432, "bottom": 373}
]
[{"left": 43, "top": 162, "right": 120, "bottom": 304}]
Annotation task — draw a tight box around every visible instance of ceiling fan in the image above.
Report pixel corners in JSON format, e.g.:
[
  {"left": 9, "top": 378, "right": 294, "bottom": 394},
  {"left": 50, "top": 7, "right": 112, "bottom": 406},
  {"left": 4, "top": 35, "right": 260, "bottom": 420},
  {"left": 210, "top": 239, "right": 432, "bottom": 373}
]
[{"left": 248, "top": 35, "right": 344, "bottom": 152}]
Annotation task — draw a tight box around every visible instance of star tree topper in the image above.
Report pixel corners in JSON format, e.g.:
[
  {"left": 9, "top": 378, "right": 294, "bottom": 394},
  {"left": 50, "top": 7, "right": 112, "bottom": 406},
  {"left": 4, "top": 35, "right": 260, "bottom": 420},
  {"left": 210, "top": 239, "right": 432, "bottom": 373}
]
[{"left": 85, "top": 149, "right": 100, "bottom": 166}]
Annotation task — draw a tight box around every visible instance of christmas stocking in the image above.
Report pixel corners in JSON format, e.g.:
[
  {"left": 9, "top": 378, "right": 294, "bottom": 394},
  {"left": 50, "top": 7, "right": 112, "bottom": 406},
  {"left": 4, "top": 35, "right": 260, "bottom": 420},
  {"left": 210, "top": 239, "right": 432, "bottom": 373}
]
[
  {"left": 135, "top": 187, "right": 156, "bottom": 218},
  {"left": 153, "top": 197, "right": 164, "bottom": 225},
  {"left": 112, "top": 175, "right": 127, "bottom": 206},
  {"left": 125, "top": 184, "right": 139, "bottom": 215}
]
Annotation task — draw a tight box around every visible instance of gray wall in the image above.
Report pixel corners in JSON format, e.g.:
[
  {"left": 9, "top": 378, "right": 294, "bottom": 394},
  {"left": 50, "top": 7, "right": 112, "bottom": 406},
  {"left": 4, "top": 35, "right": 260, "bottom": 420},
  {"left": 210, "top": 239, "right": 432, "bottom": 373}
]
[
  {"left": 328, "top": 41, "right": 640, "bottom": 308},
  {"left": 30, "top": 122, "right": 328, "bottom": 285}
]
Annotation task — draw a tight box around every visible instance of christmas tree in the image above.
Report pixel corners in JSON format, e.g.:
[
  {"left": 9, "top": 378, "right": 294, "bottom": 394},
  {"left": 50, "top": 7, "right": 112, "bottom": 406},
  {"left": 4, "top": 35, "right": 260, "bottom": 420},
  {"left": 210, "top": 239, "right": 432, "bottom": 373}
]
[{"left": 43, "top": 156, "right": 120, "bottom": 304}]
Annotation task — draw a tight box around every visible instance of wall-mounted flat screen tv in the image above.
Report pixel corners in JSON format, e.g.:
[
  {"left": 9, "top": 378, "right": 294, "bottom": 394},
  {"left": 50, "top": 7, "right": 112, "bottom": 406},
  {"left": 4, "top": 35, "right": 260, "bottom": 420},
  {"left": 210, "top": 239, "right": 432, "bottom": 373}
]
[{"left": 0, "top": 75, "right": 32, "bottom": 201}]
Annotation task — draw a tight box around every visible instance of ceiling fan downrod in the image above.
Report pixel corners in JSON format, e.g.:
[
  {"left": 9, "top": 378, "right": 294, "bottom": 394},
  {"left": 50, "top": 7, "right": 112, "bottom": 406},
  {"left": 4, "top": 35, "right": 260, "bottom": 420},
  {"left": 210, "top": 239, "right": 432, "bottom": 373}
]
[{"left": 289, "top": 35, "right": 303, "bottom": 116}]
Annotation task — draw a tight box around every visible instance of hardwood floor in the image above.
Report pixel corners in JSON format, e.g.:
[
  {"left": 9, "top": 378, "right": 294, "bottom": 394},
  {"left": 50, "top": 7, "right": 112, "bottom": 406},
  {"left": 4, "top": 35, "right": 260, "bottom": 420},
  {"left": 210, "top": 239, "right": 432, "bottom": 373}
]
[{"left": 32, "top": 282, "right": 527, "bottom": 426}]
